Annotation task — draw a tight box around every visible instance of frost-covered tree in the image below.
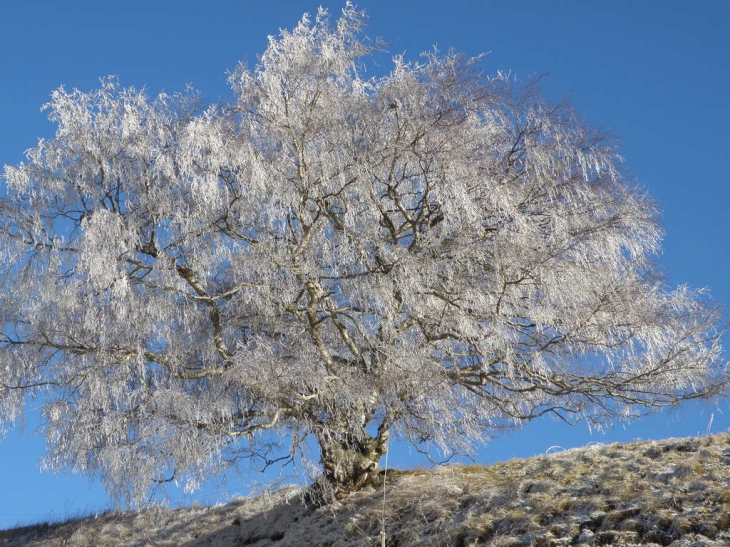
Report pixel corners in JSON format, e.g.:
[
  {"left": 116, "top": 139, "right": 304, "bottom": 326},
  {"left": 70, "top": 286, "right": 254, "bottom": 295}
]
[{"left": 0, "top": 5, "right": 727, "bottom": 503}]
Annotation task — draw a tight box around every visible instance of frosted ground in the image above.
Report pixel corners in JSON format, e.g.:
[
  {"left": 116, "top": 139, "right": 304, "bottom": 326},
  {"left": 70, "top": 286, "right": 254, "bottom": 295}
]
[{"left": 3, "top": 434, "right": 730, "bottom": 546}]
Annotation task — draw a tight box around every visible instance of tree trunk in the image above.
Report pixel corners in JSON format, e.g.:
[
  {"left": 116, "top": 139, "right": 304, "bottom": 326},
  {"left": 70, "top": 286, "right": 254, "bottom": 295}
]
[{"left": 316, "top": 425, "right": 389, "bottom": 501}]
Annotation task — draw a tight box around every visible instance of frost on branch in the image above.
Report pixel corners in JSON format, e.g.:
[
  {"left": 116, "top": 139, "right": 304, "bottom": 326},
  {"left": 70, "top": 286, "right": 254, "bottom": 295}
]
[{"left": 0, "top": 4, "right": 727, "bottom": 504}]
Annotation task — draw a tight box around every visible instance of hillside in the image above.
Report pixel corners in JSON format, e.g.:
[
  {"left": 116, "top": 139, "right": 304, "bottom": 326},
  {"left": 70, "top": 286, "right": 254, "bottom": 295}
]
[{"left": 3, "top": 434, "right": 730, "bottom": 546}]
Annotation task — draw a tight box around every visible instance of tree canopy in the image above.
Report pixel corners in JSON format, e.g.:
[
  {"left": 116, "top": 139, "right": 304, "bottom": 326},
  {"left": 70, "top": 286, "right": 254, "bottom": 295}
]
[{"left": 0, "top": 4, "right": 726, "bottom": 503}]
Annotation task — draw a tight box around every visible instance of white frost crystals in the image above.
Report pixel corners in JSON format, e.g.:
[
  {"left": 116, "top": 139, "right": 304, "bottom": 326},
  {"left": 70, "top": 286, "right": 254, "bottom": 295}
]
[{"left": 0, "top": 4, "right": 727, "bottom": 504}]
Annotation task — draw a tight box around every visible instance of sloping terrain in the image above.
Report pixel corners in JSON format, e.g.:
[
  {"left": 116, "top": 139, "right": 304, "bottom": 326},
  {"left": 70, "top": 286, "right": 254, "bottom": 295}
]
[{"left": 3, "top": 434, "right": 730, "bottom": 546}]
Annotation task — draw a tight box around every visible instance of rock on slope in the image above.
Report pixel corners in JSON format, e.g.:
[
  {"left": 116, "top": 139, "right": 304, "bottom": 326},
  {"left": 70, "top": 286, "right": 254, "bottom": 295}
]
[{"left": 3, "top": 434, "right": 730, "bottom": 547}]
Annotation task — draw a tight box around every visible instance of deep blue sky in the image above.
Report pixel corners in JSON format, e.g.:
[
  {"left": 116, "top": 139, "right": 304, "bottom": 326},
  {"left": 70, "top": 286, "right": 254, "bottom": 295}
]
[{"left": 1, "top": 0, "right": 729, "bottom": 529}]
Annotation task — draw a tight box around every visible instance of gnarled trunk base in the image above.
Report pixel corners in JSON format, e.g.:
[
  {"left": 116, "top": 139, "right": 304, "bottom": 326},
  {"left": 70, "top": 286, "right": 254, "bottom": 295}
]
[{"left": 314, "top": 428, "right": 389, "bottom": 501}]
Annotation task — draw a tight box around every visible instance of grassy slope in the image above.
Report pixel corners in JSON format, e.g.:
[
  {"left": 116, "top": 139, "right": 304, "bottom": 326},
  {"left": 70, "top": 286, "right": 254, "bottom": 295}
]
[{"left": 3, "top": 434, "right": 730, "bottom": 546}]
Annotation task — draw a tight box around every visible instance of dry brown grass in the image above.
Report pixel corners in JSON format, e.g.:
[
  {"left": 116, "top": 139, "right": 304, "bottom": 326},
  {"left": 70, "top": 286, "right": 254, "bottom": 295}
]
[{"left": 3, "top": 434, "right": 730, "bottom": 546}]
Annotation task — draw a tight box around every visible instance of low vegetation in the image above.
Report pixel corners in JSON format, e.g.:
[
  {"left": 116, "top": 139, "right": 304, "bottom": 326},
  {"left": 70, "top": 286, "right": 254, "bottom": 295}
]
[{"left": 4, "top": 434, "right": 730, "bottom": 546}]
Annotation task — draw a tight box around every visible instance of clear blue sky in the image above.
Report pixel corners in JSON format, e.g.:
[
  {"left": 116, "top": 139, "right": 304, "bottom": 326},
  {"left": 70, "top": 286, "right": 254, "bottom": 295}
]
[{"left": 1, "top": 0, "right": 729, "bottom": 529}]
